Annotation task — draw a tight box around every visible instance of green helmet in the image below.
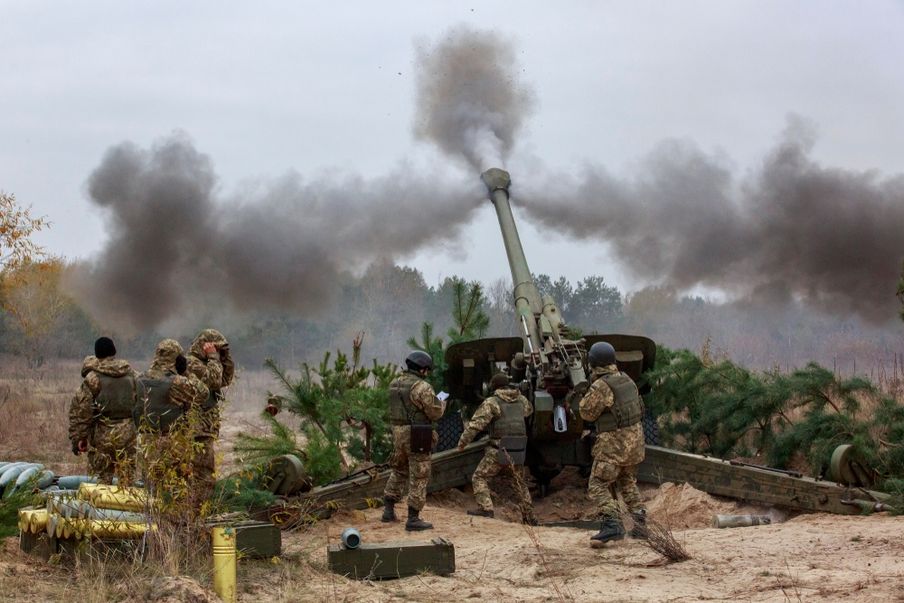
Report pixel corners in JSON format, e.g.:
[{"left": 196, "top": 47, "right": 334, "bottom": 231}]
[{"left": 588, "top": 341, "right": 616, "bottom": 368}]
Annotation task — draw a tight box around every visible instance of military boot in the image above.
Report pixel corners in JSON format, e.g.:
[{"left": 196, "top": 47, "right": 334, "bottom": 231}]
[
  {"left": 381, "top": 496, "right": 398, "bottom": 523},
  {"left": 590, "top": 516, "right": 625, "bottom": 545},
  {"left": 466, "top": 508, "right": 494, "bottom": 518},
  {"left": 405, "top": 506, "right": 433, "bottom": 531},
  {"left": 522, "top": 514, "right": 539, "bottom": 526},
  {"left": 629, "top": 510, "right": 648, "bottom": 539}
]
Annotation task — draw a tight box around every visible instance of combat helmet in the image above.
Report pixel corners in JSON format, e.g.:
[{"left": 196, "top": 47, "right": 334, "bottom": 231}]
[
  {"left": 405, "top": 350, "right": 434, "bottom": 372},
  {"left": 588, "top": 341, "right": 616, "bottom": 368}
]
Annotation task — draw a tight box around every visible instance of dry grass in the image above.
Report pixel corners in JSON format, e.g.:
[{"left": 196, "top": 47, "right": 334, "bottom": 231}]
[{"left": 623, "top": 511, "right": 691, "bottom": 564}]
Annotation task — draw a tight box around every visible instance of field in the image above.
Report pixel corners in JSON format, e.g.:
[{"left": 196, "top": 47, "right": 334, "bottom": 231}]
[{"left": 1, "top": 360, "right": 903, "bottom": 602}]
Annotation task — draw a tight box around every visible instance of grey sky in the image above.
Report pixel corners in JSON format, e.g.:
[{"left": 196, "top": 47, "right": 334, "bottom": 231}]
[{"left": 2, "top": 1, "right": 903, "bottom": 294}]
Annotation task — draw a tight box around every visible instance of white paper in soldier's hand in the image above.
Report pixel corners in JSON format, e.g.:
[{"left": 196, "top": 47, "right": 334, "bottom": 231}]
[{"left": 437, "top": 391, "right": 449, "bottom": 402}]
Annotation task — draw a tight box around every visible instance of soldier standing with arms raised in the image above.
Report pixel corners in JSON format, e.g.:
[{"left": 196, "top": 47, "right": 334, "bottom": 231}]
[
  {"left": 186, "top": 329, "right": 234, "bottom": 506},
  {"left": 68, "top": 337, "right": 139, "bottom": 484},
  {"left": 579, "top": 341, "right": 647, "bottom": 546},
  {"left": 457, "top": 373, "right": 537, "bottom": 524},
  {"left": 382, "top": 350, "right": 446, "bottom": 531}
]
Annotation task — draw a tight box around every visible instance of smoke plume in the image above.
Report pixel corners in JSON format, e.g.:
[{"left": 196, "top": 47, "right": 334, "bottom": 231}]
[
  {"left": 515, "top": 116, "right": 904, "bottom": 323},
  {"left": 69, "top": 133, "right": 482, "bottom": 330},
  {"left": 413, "top": 25, "right": 534, "bottom": 171}
]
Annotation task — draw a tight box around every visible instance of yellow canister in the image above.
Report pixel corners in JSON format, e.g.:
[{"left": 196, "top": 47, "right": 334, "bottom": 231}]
[{"left": 212, "top": 526, "right": 236, "bottom": 603}]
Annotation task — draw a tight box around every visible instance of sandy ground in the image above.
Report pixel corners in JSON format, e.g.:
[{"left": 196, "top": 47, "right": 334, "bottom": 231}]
[
  {"left": 3, "top": 371, "right": 904, "bottom": 601},
  {"left": 3, "top": 476, "right": 903, "bottom": 602}
]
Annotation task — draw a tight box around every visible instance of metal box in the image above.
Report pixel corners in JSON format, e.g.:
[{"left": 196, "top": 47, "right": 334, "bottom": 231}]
[{"left": 327, "top": 537, "right": 455, "bottom": 579}]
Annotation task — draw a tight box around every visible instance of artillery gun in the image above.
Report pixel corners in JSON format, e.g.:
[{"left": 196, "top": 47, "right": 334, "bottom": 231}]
[
  {"left": 287, "top": 167, "right": 892, "bottom": 520},
  {"left": 443, "top": 167, "right": 656, "bottom": 492}
]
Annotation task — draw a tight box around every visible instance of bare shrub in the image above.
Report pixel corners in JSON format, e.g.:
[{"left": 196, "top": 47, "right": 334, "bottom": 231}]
[{"left": 624, "top": 511, "right": 691, "bottom": 564}]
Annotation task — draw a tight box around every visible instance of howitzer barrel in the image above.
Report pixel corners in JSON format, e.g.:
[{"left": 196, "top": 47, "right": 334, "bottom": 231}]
[{"left": 481, "top": 168, "right": 544, "bottom": 356}]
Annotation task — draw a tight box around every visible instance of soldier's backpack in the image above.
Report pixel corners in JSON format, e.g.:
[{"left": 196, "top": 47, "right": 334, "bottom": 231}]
[{"left": 133, "top": 375, "right": 182, "bottom": 433}]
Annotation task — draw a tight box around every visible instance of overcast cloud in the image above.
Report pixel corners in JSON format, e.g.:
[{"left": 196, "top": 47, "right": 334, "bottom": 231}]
[{"left": 2, "top": 1, "right": 903, "bottom": 322}]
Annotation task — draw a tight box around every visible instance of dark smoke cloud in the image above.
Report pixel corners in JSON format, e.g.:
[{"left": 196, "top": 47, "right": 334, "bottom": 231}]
[
  {"left": 515, "top": 116, "right": 904, "bottom": 323},
  {"left": 69, "top": 133, "right": 482, "bottom": 330},
  {"left": 413, "top": 25, "right": 534, "bottom": 171}
]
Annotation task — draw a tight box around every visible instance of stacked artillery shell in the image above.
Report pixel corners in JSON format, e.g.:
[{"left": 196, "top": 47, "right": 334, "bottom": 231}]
[
  {"left": 17, "top": 507, "right": 49, "bottom": 534},
  {"left": 77, "top": 483, "right": 147, "bottom": 512},
  {"left": 0, "top": 462, "right": 48, "bottom": 496}
]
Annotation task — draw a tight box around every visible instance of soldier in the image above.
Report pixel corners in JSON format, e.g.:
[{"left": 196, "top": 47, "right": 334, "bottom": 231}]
[
  {"left": 382, "top": 350, "right": 446, "bottom": 531},
  {"left": 186, "top": 328, "right": 234, "bottom": 505},
  {"left": 68, "top": 337, "right": 139, "bottom": 484},
  {"left": 137, "top": 339, "right": 209, "bottom": 509},
  {"left": 137, "top": 339, "right": 209, "bottom": 432},
  {"left": 457, "top": 373, "right": 537, "bottom": 525},
  {"left": 579, "top": 341, "right": 647, "bottom": 546}
]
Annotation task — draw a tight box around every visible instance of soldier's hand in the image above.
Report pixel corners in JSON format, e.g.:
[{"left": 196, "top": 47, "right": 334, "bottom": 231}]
[
  {"left": 457, "top": 442, "right": 466, "bottom": 452},
  {"left": 71, "top": 441, "right": 81, "bottom": 456},
  {"left": 202, "top": 342, "right": 218, "bottom": 357},
  {"left": 75, "top": 439, "right": 88, "bottom": 454}
]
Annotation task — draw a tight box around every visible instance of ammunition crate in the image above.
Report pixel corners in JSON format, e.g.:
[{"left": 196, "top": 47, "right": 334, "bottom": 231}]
[
  {"left": 206, "top": 520, "right": 281, "bottom": 559},
  {"left": 327, "top": 536, "right": 455, "bottom": 580}
]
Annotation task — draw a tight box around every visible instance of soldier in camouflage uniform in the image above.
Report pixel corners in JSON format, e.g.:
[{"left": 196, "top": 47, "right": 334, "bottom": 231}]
[
  {"left": 457, "top": 373, "right": 537, "bottom": 524},
  {"left": 382, "top": 350, "right": 446, "bottom": 531},
  {"left": 579, "top": 341, "right": 647, "bottom": 545},
  {"left": 139, "top": 338, "right": 210, "bottom": 429},
  {"left": 137, "top": 339, "right": 209, "bottom": 509},
  {"left": 186, "top": 329, "right": 234, "bottom": 505},
  {"left": 68, "top": 337, "right": 139, "bottom": 484}
]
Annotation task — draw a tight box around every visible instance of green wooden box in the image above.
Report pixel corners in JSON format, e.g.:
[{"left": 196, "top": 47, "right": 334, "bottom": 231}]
[
  {"left": 327, "top": 537, "right": 455, "bottom": 580},
  {"left": 206, "top": 520, "right": 281, "bottom": 559}
]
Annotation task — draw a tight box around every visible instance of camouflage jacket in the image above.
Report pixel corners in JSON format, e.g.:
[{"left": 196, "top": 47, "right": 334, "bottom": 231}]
[
  {"left": 579, "top": 365, "right": 619, "bottom": 423},
  {"left": 458, "top": 387, "right": 532, "bottom": 447},
  {"left": 143, "top": 339, "right": 209, "bottom": 413},
  {"left": 68, "top": 356, "right": 137, "bottom": 445},
  {"left": 186, "top": 329, "right": 234, "bottom": 393},
  {"left": 409, "top": 377, "right": 446, "bottom": 422}
]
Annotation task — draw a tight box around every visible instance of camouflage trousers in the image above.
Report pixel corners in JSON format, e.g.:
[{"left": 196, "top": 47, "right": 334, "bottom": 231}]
[
  {"left": 88, "top": 419, "right": 137, "bottom": 484},
  {"left": 472, "top": 445, "right": 535, "bottom": 520},
  {"left": 384, "top": 425, "right": 434, "bottom": 511},
  {"left": 192, "top": 436, "right": 217, "bottom": 507},
  {"left": 587, "top": 423, "right": 646, "bottom": 519}
]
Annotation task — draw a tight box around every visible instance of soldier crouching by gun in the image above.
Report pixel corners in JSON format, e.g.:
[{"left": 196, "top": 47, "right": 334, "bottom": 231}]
[
  {"left": 382, "top": 351, "right": 446, "bottom": 531},
  {"left": 457, "top": 372, "right": 537, "bottom": 525},
  {"left": 580, "top": 341, "right": 648, "bottom": 546}
]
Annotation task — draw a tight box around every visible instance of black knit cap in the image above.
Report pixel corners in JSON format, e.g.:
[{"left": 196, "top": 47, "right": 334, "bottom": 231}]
[{"left": 94, "top": 337, "right": 116, "bottom": 359}]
